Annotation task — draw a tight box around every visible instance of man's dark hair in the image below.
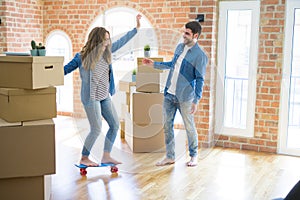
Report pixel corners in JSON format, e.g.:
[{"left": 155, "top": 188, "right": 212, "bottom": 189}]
[{"left": 185, "top": 21, "right": 202, "bottom": 38}]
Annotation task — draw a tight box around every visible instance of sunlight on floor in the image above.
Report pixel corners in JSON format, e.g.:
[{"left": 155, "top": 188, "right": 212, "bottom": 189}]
[{"left": 52, "top": 115, "right": 300, "bottom": 200}]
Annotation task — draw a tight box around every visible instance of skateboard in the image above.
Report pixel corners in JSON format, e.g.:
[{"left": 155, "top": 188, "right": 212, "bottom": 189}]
[{"left": 75, "top": 163, "right": 118, "bottom": 175}]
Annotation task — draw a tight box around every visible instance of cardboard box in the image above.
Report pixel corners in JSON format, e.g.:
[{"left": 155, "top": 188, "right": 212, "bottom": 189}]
[
  {"left": 137, "top": 57, "right": 164, "bottom": 73},
  {"left": 121, "top": 103, "right": 129, "bottom": 119},
  {"left": 0, "top": 119, "right": 56, "bottom": 178},
  {"left": 0, "top": 87, "right": 56, "bottom": 122},
  {"left": 125, "top": 112, "right": 165, "bottom": 153},
  {"left": 120, "top": 119, "right": 125, "bottom": 139},
  {"left": 0, "top": 175, "right": 50, "bottom": 200},
  {"left": 119, "top": 80, "right": 136, "bottom": 93},
  {"left": 132, "top": 92, "right": 164, "bottom": 125},
  {"left": 136, "top": 71, "right": 168, "bottom": 93},
  {"left": 0, "top": 56, "right": 64, "bottom": 89}
]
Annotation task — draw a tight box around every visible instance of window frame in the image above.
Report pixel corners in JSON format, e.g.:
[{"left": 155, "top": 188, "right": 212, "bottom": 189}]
[
  {"left": 215, "top": 1, "right": 260, "bottom": 137},
  {"left": 278, "top": 0, "right": 300, "bottom": 156},
  {"left": 46, "top": 30, "right": 73, "bottom": 112}
]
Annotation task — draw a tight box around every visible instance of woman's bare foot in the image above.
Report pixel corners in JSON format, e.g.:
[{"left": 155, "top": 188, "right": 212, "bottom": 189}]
[
  {"left": 186, "top": 156, "right": 198, "bottom": 167},
  {"left": 101, "top": 152, "right": 122, "bottom": 165},
  {"left": 80, "top": 156, "right": 98, "bottom": 167},
  {"left": 156, "top": 157, "right": 175, "bottom": 166}
]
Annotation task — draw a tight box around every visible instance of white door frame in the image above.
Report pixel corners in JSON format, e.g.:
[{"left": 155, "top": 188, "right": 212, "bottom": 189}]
[{"left": 278, "top": 0, "right": 300, "bottom": 156}]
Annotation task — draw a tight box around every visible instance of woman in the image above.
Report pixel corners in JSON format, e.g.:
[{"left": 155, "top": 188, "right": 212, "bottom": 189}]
[{"left": 64, "top": 14, "right": 141, "bottom": 166}]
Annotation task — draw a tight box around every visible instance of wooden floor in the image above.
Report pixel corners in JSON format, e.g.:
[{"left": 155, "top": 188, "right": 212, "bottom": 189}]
[{"left": 51, "top": 116, "right": 300, "bottom": 200}]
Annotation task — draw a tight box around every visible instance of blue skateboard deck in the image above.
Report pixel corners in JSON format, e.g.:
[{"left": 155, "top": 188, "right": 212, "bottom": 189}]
[{"left": 75, "top": 163, "right": 118, "bottom": 175}]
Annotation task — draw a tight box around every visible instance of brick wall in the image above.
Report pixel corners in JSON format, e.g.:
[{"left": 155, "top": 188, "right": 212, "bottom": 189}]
[
  {"left": 0, "top": 0, "right": 287, "bottom": 154},
  {"left": 41, "top": 0, "right": 213, "bottom": 121},
  {"left": 0, "top": 2, "right": 5, "bottom": 52},
  {"left": 0, "top": 0, "right": 43, "bottom": 53},
  {"left": 190, "top": 0, "right": 218, "bottom": 148}
]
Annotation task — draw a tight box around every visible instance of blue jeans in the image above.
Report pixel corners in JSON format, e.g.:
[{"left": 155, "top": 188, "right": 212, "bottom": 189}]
[
  {"left": 163, "top": 93, "right": 198, "bottom": 160},
  {"left": 82, "top": 96, "right": 119, "bottom": 156}
]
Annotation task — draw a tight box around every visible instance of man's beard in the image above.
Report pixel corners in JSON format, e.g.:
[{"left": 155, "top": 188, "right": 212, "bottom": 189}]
[{"left": 184, "top": 38, "right": 194, "bottom": 46}]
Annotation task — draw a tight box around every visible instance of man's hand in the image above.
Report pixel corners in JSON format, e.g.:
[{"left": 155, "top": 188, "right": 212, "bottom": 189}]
[
  {"left": 136, "top": 14, "right": 142, "bottom": 29},
  {"left": 190, "top": 103, "right": 197, "bottom": 114},
  {"left": 142, "top": 58, "right": 154, "bottom": 67}
]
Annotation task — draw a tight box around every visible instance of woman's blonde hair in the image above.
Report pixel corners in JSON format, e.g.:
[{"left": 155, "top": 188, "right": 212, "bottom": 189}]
[{"left": 81, "top": 27, "right": 112, "bottom": 70}]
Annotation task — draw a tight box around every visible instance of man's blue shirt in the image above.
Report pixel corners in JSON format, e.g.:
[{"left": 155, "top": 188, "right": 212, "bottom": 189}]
[{"left": 154, "top": 43, "right": 208, "bottom": 104}]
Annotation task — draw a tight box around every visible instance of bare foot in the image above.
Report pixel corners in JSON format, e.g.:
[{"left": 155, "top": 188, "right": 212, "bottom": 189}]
[
  {"left": 101, "top": 152, "right": 122, "bottom": 165},
  {"left": 156, "top": 158, "right": 175, "bottom": 166},
  {"left": 80, "top": 156, "right": 98, "bottom": 167},
  {"left": 101, "top": 157, "right": 122, "bottom": 165},
  {"left": 186, "top": 156, "right": 198, "bottom": 167}
]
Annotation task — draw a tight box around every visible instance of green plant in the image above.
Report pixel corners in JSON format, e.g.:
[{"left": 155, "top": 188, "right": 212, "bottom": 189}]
[
  {"left": 132, "top": 68, "right": 137, "bottom": 75},
  {"left": 37, "top": 42, "right": 46, "bottom": 49},
  {"left": 31, "top": 40, "right": 37, "bottom": 49},
  {"left": 144, "top": 44, "right": 150, "bottom": 51}
]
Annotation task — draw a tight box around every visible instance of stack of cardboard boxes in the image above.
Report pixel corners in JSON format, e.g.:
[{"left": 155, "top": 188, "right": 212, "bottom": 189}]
[
  {"left": 0, "top": 56, "right": 64, "bottom": 200},
  {"left": 119, "top": 79, "right": 136, "bottom": 139},
  {"left": 124, "top": 57, "right": 168, "bottom": 153}
]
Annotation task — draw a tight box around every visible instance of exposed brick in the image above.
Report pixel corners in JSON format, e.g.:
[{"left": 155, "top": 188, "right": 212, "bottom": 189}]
[
  {"left": 224, "top": 142, "right": 241, "bottom": 149},
  {"left": 242, "top": 145, "right": 259, "bottom": 152},
  {"left": 259, "top": 146, "right": 277, "bottom": 153}
]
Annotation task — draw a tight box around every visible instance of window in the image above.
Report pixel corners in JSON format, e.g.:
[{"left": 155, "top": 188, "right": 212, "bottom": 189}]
[
  {"left": 46, "top": 31, "right": 73, "bottom": 112},
  {"left": 215, "top": 1, "right": 260, "bottom": 137},
  {"left": 279, "top": 0, "right": 300, "bottom": 155}
]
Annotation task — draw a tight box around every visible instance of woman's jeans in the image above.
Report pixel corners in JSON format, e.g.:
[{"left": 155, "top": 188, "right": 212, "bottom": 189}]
[
  {"left": 163, "top": 93, "right": 198, "bottom": 160},
  {"left": 82, "top": 97, "right": 119, "bottom": 156}
]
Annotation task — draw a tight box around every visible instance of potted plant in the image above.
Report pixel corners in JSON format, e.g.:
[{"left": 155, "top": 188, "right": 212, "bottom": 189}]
[
  {"left": 144, "top": 44, "right": 150, "bottom": 57},
  {"left": 30, "top": 40, "right": 38, "bottom": 56},
  {"left": 132, "top": 68, "right": 137, "bottom": 82},
  {"left": 37, "top": 42, "right": 46, "bottom": 56}
]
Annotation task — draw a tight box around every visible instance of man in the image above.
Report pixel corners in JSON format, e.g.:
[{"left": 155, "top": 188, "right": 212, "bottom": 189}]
[{"left": 142, "top": 21, "right": 208, "bottom": 167}]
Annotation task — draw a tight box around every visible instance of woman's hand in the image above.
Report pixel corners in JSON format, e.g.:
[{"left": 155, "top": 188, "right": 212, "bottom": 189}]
[{"left": 136, "top": 14, "right": 142, "bottom": 29}]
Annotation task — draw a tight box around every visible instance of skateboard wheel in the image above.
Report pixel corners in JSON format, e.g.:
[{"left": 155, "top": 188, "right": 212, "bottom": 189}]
[
  {"left": 80, "top": 168, "right": 87, "bottom": 175},
  {"left": 110, "top": 166, "right": 118, "bottom": 173}
]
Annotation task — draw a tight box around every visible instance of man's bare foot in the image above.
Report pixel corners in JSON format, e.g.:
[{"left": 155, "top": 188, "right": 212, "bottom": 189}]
[
  {"left": 156, "top": 158, "right": 175, "bottom": 166},
  {"left": 80, "top": 156, "right": 98, "bottom": 167},
  {"left": 101, "top": 152, "right": 122, "bottom": 165},
  {"left": 186, "top": 156, "right": 198, "bottom": 167}
]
